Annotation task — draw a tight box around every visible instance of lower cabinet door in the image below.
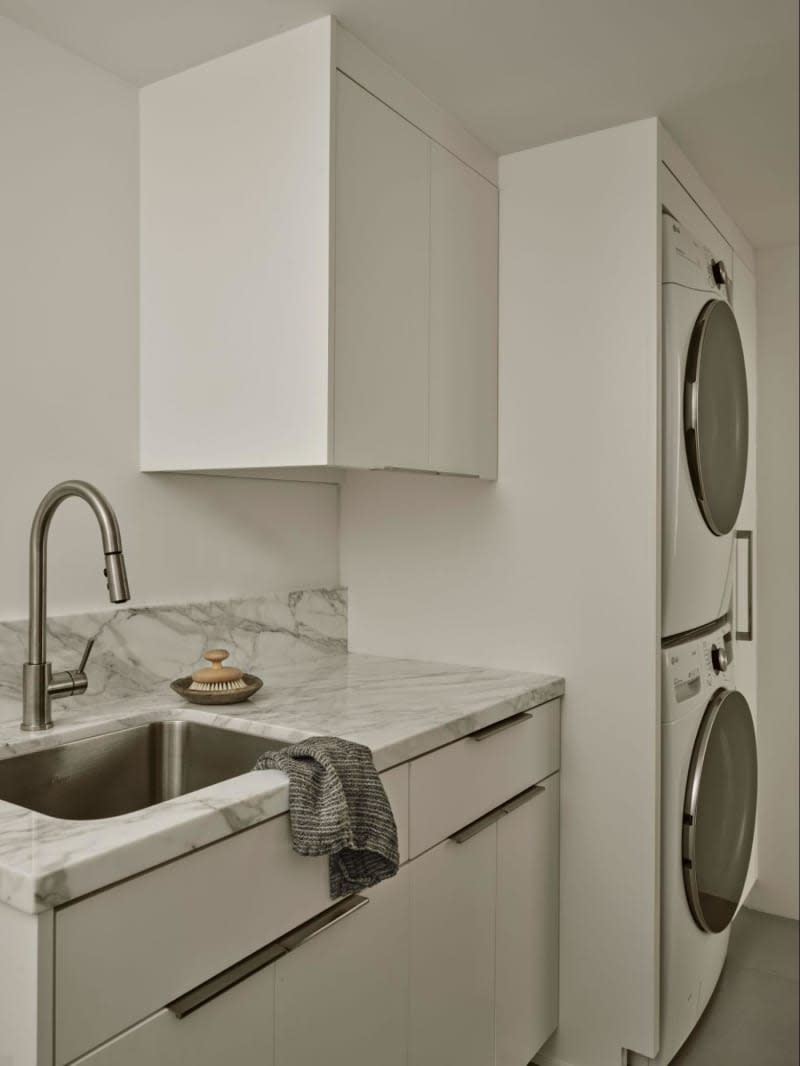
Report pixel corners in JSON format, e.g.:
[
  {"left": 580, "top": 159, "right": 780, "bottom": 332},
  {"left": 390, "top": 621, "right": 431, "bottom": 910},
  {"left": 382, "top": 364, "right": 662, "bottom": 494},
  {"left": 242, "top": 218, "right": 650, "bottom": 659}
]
[
  {"left": 495, "top": 774, "right": 560, "bottom": 1066},
  {"left": 71, "top": 961, "right": 276, "bottom": 1066},
  {"left": 409, "top": 826, "right": 497, "bottom": 1066},
  {"left": 274, "top": 869, "right": 410, "bottom": 1066}
]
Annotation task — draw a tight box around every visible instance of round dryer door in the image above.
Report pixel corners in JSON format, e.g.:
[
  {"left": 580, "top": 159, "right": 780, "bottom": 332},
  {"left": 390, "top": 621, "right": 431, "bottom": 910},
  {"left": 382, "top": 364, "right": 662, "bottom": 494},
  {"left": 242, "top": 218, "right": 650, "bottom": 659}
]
[
  {"left": 684, "top": 299, "right": 749, "bottom": 535},
  {"left": 683, "top": 688, "right": 757, "bottom": 933}
]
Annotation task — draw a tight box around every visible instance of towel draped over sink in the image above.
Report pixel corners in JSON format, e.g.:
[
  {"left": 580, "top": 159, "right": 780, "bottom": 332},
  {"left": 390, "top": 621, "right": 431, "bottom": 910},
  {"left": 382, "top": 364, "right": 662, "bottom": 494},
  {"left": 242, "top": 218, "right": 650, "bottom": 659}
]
[{"left": 254, "top": 736, "right": 399, "bottom": 898}]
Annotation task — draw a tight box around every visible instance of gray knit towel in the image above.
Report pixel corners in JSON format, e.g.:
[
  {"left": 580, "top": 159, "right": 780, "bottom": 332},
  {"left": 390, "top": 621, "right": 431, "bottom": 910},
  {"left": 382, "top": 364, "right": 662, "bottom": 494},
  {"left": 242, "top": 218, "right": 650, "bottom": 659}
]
[{"left": 254, "top": 736, "right": 399, "bottom": 899}]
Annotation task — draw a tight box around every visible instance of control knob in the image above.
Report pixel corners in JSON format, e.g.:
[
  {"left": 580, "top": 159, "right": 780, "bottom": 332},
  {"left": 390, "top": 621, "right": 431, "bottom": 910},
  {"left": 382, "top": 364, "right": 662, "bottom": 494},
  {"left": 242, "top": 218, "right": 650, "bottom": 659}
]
[
  {"left": 711, "top": 643, "right": 728, "bottom": 674},
  {"left": 711, "top": 259, "right": 729, "bottom": 291}
]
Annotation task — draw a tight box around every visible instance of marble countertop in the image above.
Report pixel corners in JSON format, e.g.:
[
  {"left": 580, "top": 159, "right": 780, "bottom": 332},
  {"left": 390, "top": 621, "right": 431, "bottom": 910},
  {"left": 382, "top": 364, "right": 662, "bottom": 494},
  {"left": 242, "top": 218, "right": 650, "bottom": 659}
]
[{"left": 0, "top": 650, "right": 563, "bottom": 914}]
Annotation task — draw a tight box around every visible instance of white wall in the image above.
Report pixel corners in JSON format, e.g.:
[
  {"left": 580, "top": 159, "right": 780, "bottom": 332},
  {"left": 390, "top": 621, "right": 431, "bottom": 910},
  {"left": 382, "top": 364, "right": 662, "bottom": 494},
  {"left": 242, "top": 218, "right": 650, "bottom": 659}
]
[
  {"left": 341, "top": 119, "right": 661, "bottom": 1066},
  {"left": 0, "top": 15, "right": 339, "bottom": 622},
  {"left": 749, "top": 243, "right": 799, "bottom": 921}
]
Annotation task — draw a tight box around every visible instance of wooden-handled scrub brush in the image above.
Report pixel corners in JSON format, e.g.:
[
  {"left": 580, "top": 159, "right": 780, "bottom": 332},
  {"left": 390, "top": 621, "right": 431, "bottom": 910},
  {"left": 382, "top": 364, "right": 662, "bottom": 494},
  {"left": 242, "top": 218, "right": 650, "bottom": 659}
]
[{"left": 171, "top": 649, "right": 263, "bottom": 706}]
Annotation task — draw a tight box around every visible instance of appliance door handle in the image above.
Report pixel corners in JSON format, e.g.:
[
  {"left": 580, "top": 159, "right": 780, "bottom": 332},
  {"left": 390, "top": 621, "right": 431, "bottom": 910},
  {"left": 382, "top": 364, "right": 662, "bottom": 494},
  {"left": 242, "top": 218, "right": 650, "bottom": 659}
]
[
  {"left": 468, "top": 710, "right": 532, "bottom": 742},
  {"left": 735, "top": 529, "right": 754, "bottom": 641},
  {"left": 168, "top": 895, "right": 368, "bottom": 1019}
]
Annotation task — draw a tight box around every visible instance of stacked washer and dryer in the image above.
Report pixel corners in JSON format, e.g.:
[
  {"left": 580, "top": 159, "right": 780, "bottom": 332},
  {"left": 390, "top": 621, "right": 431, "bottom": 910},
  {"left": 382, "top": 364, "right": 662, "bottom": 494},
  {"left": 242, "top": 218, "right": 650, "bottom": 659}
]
[{"left": 636, "top": 216, "right": 758, "bottom": 1065}]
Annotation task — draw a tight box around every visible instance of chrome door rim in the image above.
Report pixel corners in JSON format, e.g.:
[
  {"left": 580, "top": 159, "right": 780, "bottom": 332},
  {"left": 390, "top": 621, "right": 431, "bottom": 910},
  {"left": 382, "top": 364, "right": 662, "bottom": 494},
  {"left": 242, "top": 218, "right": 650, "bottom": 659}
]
[
  {"left": 682, "top": 687, "right": 757, "bottom": 933},
  {"left": 683, "top": 299, "right": 748, "bottom": 536}
]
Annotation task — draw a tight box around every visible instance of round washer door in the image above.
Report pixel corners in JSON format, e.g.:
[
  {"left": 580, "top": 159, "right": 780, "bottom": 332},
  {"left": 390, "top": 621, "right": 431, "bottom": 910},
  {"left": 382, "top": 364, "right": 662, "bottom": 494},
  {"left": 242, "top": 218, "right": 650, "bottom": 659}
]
[
  {"left": 684, "top": 299, "right": 749, "bottom": 535},
  {"left": 683, "top": 688, "right": 757, "bottom": 933}
]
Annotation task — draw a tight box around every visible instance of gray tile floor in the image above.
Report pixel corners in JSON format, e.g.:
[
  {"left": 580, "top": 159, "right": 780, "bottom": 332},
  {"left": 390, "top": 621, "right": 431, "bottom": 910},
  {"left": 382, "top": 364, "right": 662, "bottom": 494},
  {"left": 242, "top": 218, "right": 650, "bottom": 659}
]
[{"left": 670, "top": 907, "right": 799, "bottom": 1065}]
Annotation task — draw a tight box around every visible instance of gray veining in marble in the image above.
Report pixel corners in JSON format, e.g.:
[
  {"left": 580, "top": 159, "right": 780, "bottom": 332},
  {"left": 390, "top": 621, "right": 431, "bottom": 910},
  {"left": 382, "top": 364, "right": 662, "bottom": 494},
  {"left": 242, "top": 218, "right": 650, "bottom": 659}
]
[
  {"left": 0, "top": 588, "right": 563, "bottom": 915},
  {"left": 0, "top": 587, "right": 347, "bottom": 724}
]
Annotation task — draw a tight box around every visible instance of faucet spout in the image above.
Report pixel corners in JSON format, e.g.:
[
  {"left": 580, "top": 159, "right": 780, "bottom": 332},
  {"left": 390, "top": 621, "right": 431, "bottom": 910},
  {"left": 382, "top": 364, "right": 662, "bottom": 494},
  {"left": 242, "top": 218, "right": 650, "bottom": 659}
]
[{"left": 23, "top": 480, "right": 131, "bottom": 731}]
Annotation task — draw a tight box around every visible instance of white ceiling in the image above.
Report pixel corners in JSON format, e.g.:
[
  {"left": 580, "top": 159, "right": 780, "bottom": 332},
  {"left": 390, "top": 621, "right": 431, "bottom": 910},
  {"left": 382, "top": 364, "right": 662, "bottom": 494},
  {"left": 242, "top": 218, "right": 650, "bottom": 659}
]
[{"left": 1, "top": 0, "right": 797, "bottom": 248}]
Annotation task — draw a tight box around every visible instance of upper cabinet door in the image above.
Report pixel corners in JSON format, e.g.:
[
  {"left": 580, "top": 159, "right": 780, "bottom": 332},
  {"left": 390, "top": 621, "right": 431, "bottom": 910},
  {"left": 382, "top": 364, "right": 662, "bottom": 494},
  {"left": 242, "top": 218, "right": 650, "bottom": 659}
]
[
  {"left": 334, "top": 73, "right": 431, "bottom": 471},
  {"left": 429, "top": 144, "right": 498, "bottom": 478}
]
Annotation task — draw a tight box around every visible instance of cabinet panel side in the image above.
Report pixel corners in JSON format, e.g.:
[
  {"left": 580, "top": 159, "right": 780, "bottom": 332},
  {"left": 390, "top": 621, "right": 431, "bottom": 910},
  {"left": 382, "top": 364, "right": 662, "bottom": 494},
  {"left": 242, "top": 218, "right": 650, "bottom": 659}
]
[
  {"left": 429, "top": 143, "right": 498, "bottom": 478},
  {"left": 140, "top": 18, "right": 333, "bottom": 471},
  {"left": 0, "top": 904, "right": 53, "bottom": 1066}
]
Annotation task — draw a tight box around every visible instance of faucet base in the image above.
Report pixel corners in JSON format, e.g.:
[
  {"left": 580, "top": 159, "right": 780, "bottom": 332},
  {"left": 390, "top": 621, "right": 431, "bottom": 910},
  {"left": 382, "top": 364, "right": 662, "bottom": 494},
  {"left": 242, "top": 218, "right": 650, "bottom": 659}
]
[{"left": 21, "top": 661, "right": 53, "bottom": 732}]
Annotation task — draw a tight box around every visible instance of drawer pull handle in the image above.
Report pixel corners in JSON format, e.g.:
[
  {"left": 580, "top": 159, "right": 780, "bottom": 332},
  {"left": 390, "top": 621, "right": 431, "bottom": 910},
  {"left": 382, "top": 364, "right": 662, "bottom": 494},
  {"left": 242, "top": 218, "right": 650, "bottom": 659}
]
[
  {"left": 450, "top": 784, "right": 545, "bottom": 844},
  {"left": 168, "top": 941, "right": 287, "bottom": 1019},
  {"left": 502, "top": 783, "right": 545, "bottom": 814},
  {"left": 450, "top": 806, "right": 508, "bottom": 843},
  {"left": 167, "top": 895, "right": 368, "bottom": 1019},
  {"left": 468, "top": 711, "right": 532, "bottom": 742},
  {"left": 279, "top": 894, "right": 369, "bottom": 952}
]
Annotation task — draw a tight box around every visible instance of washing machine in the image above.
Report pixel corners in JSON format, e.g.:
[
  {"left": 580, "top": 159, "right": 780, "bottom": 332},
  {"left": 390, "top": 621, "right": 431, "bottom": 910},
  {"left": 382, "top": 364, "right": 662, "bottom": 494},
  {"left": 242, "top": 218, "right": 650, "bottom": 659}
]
[
  {"left": 633, "top": 619, "right": 757, "bottom": 1065},
  {"left": 662, "top": 215, "right": 749, "bottom": 640}
]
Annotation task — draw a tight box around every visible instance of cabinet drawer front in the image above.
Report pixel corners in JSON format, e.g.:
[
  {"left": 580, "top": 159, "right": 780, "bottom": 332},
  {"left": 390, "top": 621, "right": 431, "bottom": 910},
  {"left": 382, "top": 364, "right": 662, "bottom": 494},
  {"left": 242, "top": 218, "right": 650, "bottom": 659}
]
[
  {"left": 55, "top": 766, "right": 407, "bottom": 1066},
  {"left": 72, "top": 959, "right": 276, "bottom": 1066},
  {"left": 409, "top": 699, "right": 560, "bottom": 857}
]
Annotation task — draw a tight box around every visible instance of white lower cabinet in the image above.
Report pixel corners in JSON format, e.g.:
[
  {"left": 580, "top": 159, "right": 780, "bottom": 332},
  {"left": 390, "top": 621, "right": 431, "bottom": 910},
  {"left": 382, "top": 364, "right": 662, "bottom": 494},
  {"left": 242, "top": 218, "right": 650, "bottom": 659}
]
[
  {"left": 495, "top": 776, "right": 560, "bottom": 1066},
  {"left": 71, "top": 961, "right": 276, "bottom": 1066},
  {"left": 410, "top": 774, "right": 560, "bottom": 1066},
  {"left": 409, "top": 823, "right": 497, "bottom": 1066},
  {"left": 274, "top": 870, "right": 409, "bottom": 1066},
  {"left": 63, "top": 719, "right": 560, "bottom": 1066}
]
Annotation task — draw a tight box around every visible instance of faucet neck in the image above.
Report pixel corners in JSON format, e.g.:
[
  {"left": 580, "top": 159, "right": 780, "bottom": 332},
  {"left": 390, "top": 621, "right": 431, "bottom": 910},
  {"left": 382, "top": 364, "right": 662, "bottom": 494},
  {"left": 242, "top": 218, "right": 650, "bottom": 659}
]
[{"left": 27, "top": 480, "right": 127, "bottom": 665}]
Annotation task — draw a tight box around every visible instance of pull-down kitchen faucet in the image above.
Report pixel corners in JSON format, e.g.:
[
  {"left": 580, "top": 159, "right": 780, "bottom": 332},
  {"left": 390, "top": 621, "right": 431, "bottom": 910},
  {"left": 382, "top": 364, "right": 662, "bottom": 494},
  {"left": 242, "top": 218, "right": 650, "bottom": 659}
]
[{"left": 21, "top": 481, "right": 130, "bottom": 731}]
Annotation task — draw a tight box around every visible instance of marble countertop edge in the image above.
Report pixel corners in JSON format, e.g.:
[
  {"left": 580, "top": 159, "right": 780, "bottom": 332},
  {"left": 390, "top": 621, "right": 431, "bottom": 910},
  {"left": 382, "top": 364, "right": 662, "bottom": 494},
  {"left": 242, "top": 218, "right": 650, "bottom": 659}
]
[{"left": 0, "top": 653, "right": 564, "bottom": 914}]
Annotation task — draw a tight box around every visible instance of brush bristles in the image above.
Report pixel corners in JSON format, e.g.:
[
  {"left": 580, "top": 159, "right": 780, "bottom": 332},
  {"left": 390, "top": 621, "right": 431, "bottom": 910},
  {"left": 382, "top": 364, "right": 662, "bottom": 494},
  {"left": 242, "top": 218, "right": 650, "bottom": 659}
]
[{"left": 188, "top": 677, "right": 248, "bottom": 692}]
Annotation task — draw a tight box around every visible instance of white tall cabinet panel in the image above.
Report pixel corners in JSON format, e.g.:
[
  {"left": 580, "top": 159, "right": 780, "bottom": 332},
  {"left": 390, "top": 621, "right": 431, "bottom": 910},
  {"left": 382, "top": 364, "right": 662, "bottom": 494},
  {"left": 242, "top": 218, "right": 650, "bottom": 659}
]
[
  {"left": 495, "top": 778, "right": 560, "bottom": 1066},
  {"left": 333, "top": 72, "right": 431, "bottom": 470},
  {"left": 274, "top": 872, "right": 409, "bottom": 1066},
  {"left": 429, "top": 144, "right": 498, "bottom": 478},
  {"left": 409, "top": 828, "right": 496, "bottom": 1066},
  {"left": 732, "top": 252, "right": 758, "bottom": 901}
]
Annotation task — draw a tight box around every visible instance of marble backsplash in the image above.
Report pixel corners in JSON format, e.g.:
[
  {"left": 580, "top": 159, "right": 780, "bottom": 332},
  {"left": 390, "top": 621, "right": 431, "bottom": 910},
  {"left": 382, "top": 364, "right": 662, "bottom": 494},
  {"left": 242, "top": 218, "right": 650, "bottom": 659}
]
[{"left": 0, "top": 587, "right": 347, "bottom": 723}]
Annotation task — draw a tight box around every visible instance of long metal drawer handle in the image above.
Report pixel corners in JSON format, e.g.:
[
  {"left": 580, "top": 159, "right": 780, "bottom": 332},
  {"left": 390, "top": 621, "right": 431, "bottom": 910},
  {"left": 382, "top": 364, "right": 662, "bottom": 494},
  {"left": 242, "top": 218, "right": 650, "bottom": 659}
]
[
  {"left": 279, "top": 894, "right": 369, "bottom": 953},
  {"left": 468, "top": 710, "right": 533, "bottom": 742},
  {"left": 451, "top": 783, "right": 546, "bottom": 844},
  {"left": 451, "top": 806, "right": 509, "bottom": 843},
  {"left": 502, "top": 783, "right": 545, "bottom": 814},
  {"left": 167, "top": 895, "right": 369, "bottom": 1019},
  {"left": 168, "top": 941, "right": 288, "bottom": 1019}
]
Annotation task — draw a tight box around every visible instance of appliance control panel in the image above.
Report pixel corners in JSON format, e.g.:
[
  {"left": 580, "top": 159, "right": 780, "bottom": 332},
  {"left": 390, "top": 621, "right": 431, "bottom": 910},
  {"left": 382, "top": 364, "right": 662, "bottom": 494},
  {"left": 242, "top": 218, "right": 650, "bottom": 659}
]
[
  {"left": 662, "top": 215, "right": 726, "bottom": 297},
  {"left": 666, "top": 642, "right": 703, "bottom": 704},
  {"left": 664, "top": 623, "right": 733, "bottom": 704}
]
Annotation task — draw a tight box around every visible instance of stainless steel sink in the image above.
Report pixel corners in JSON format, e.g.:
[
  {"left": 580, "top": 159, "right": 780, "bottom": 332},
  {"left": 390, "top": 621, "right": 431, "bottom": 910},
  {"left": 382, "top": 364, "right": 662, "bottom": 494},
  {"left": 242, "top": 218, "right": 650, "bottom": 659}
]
[{"left": 0, "top": 720, "right": 286, "bottom": 820}]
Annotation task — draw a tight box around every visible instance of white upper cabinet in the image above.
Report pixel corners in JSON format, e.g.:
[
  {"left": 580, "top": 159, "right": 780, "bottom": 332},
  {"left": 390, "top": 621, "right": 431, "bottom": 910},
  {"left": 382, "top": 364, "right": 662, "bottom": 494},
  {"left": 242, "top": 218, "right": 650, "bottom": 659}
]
[{"left": 140, "top": 18, "right": 498, "bottom": 480}]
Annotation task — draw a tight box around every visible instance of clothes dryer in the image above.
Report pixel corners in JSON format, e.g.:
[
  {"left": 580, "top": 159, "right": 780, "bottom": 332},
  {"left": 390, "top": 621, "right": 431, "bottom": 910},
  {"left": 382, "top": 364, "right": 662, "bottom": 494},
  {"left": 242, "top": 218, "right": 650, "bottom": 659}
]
[{"left": 662, "top": 216, "right": 749, "bottom": 639}]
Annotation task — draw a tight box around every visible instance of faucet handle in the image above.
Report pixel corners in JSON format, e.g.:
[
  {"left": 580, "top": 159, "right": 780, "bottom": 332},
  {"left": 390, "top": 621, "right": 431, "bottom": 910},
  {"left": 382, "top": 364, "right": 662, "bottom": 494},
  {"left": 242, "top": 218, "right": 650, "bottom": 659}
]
[
  {"left": 48, "top": 638, "right": 94, "bottom": 702},
  {"left": 78, "top": 638, "right": 95, "bottom": 675}
]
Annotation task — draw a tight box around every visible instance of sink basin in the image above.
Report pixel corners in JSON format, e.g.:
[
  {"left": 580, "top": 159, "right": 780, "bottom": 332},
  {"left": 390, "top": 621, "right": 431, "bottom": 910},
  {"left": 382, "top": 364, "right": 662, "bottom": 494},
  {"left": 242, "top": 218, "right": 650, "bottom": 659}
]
[{"left": 0, "top": 720, "right": 286, "bottom": 820}]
